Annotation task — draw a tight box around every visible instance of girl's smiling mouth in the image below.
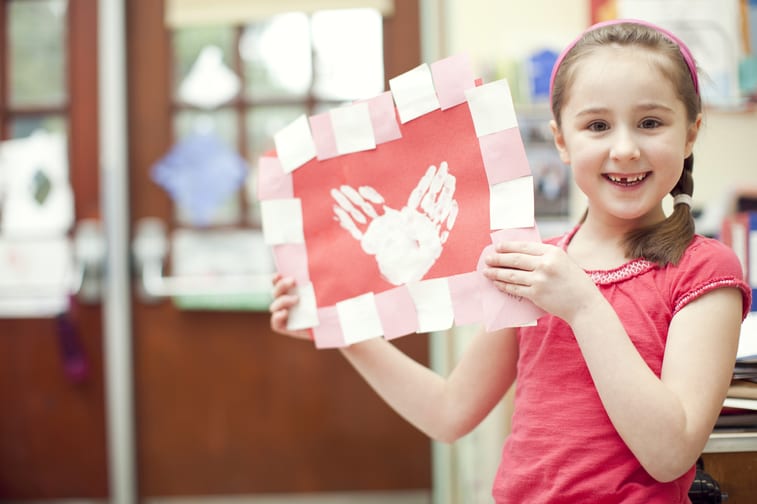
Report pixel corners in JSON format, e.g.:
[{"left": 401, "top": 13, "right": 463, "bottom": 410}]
[{"left": 603, "top": 172, "right": 650, "bottom": 186}]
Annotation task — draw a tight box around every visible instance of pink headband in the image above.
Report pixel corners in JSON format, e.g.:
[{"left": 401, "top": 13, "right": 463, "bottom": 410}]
[{"left": 549, "top": 19, "right": 700, "bottom": 105}]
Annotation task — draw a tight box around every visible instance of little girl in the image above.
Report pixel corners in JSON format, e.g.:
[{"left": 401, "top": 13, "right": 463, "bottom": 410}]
[{"left": 270, "top": 19, "right": 752, "bottom": 503}]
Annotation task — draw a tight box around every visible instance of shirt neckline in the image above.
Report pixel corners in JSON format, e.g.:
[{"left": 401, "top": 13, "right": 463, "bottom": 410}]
[{"left": 556, "top": 225, "right": 658, "bottom": 285}]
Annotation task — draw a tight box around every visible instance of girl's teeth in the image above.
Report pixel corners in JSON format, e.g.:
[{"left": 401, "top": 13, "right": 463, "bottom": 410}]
[{"left": 608, "top": 174, "right": 646, "bottom": 184}]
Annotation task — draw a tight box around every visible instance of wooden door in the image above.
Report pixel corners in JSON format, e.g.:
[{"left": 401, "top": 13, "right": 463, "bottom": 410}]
[
  {"left": 0, "top": 0, "right": 108, "bottom": 498},
  {"left": 126, "top": 0, "right": 432, "bottom": 496}
]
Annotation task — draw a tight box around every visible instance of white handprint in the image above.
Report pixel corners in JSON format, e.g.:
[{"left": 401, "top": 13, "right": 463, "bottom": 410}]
[{"left": 331, "top": 161, "right": 459, "bottom": 285}]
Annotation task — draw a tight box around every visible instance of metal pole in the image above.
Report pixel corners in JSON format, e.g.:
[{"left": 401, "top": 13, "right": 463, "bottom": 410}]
[{"left": 98, "top": 0, "right": 136, "bottom": 502}]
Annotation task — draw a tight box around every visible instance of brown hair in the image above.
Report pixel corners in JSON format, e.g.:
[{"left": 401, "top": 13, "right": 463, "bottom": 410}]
[{"left": 551, "top": 22, "right": 702, "bottom": 266}]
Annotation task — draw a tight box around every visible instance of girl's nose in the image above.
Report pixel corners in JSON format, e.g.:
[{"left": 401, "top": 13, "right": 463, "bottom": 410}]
[{"left": 609, "top": 129, "right": 641, "bottom": 161}]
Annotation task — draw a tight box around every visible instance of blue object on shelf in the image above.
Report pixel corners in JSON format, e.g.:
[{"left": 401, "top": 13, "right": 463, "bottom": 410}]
[{"left": 527, "top": 49, "right": 559, "bottom": 101}]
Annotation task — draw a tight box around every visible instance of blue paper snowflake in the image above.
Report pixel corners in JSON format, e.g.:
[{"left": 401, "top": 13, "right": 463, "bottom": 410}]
[{"left": 151, "top": 133, "right": 248, "bottom": 226}]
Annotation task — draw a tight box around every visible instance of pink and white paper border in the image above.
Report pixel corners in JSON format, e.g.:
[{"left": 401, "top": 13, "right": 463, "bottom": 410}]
[{"left": 259, "top": 54, "right": 544, "bottom": 348}]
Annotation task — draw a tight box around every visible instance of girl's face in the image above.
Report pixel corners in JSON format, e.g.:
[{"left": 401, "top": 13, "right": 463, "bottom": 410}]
[{"left": 551, "top": 45, "right": 701, "bottom": 229}]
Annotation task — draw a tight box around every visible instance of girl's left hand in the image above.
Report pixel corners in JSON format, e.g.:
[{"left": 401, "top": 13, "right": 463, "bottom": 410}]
[{"left": 483, "top": 241, "right": 602, "bottom": 322}]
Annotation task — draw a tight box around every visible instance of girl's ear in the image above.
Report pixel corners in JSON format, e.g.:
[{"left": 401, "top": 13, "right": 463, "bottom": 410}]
[
  {"left": 550, "top": 119, "right": 571, "bottom": 164},
  {"left": 684, "top": 113, "right": 703, "bottom": 157}
]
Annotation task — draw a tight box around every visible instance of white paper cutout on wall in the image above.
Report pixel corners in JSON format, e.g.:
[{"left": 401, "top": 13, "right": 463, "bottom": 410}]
[
  {"left": 618, "top": 0, "right": 742, "bottom": 106},
  {"left": 179, "top": 45, "right": 241, "bottom": 109},
  {"left": 0, "top": 131, "right": 74, "bottom": 237}
]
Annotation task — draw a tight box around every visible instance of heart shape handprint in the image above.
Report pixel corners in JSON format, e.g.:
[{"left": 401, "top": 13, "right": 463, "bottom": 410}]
[{"left": 331, "top": 162, "right": 459, "bottom": 285}]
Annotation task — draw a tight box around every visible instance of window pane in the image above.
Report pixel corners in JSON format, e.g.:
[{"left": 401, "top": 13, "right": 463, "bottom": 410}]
[
  {"left": 173, "top": 26, "right": 236, "bottom": 101},
  {"left": 8, "top": 0, "right": 68, "bottom": 107},
  {"left": 311, "top": 9, "right": 384, "bottom": 101},
  {"left": 11, "top": 115, "right": 67, "bottom": 140},
  {"left": 175, "top": 195, "right": 241, "bottom": 228},
  {"left": 173, "top": 109, "right": 238, "bottom": 148},
  {"left": 240, "top": 13, "right": 312, "bottom": 100}
]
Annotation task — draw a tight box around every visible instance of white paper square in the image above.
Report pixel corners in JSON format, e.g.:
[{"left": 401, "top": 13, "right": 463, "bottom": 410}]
[
  {"left": 465, "top": 79, "right": 518, "bottom": 137},
  {"left": 490, "top": 176, "right": 535, "bottom": 230},
  {"left": 260, "top": 199, "right": 305, "bottom": 245},
  {"left": 331, "top": 103, "right": 376, "bottom": 155},
  {"left": 389, "top": 63, "right": 441, "bottom": 124},
  {"left": 273, "top": 114, "right": 317, "bottom": 173},
  {"left": 287, "top": 282, "right": 320, "bottom": 331},
  {"left": 336, "top": 292, "right": 384, "bottom": 345},
  {"left": 407, "top": 278, "right": 454, "bottom": 333}
]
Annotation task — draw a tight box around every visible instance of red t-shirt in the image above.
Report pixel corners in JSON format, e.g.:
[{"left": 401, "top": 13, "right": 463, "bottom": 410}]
[{"left": 492, "top": 230, "right": 752, "bottom": 503}]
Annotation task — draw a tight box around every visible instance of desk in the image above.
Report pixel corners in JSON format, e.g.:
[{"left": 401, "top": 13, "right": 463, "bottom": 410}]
[
  {"left": 700, "top": 448, "right": 757, "bottom": 504},
  {"left": 696, "top": 314, "right": 757, "bottom": 503}
]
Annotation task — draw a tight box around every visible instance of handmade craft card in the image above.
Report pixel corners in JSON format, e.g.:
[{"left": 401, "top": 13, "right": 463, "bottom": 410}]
[{"left": 258, "top": 54, "right": 544, "bottom": 348}]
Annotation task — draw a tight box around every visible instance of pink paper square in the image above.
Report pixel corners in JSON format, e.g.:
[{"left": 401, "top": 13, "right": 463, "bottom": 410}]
[
  {"left": 309, "top": 112, "right": 339, "bottom": 160},
  {"left": 430, "top": 54, "right": 476, "bottom": 110},
  {"left": 257, "top": 157, "right": 293, "bottom": 200},
  {"left": 375, "top": 286, "right": 419, "bottom": 339},
  {"left": 448, "top": 271, "right": 485, "bottom": 326},
  {"left": 272, "top": 243, "right": 310, "bottom": 285},
  {"left": 476, "top": 241, "right": 545, "bottom": 331},
  {"left": 313, "top": 306, "right": 346, "bottom": 349},
  {"left": 490, "top": 225, "right": 542, "bottom": 245},
  {"left": 362, "top": 91, "right": 402, "bottom": 144},
  {"left": 479, "top": 128, "right": 532, "bottom": 185}
]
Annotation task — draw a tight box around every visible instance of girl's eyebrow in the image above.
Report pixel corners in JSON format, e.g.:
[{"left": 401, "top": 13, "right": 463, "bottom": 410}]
[
  {"left": 634, "top": 102, "right": 676, "bottom": 113},
  {"left": 574, "top": 102, "right": 676, "bottom": 117},
  {"left": 575, "top": 107, "right": 609, "bottom": 117}
]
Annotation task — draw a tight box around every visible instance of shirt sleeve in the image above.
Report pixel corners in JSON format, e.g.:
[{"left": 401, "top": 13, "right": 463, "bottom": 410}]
[{"left": 670, "top": 236, "right": 752, "bottom": 319}]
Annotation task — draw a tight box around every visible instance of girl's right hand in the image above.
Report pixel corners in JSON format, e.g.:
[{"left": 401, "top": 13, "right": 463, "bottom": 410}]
[{"left": 269, "top": 273, "right": 312, "bottom": 341}]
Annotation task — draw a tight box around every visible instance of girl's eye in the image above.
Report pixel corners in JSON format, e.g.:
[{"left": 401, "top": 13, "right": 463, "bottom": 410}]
[
  {"left": 587, "top": 121, "right": 609, "bottom": 132},
  {"left": 639, "top": 118, "right": 661, "bottom": 129}
]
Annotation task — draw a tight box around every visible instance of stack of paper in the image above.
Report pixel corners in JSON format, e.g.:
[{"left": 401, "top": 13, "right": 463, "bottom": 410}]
[{"left": 717, "top": 313, "right": 757, "bottom": 430}]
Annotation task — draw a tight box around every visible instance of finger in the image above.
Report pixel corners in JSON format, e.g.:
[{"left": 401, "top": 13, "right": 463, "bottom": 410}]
[
  {"left": 494, "top": 240, "right": 545, "bottom": 255},
  {"left": 269, "top": 293, "right": 299, "bottom": 314},
  {"left": 331, "top": 187, "right": 366, "bottom": 224},
  {"left": 407, "top": 164, "right": 435, "bottom": 209},
  {"left": 342, "top": 185, "right": 380, "bottom": 219},
  {"left": 270, "top": 307, "right": 288, "bottom": 331},
  {"left": 271, "top": 275, "right": 296, "bottom": 298},
  {"left": 428, "top": 161, "right": 447, "bottom": 195},
  {"left": 333, "top": 205, "right": 364, "bottom": 240},
  {"left": 271, "top": 308, "right": 313, "bottom": 340},
  {"left": 485, "top": 252, "right": 536, "bottom": 272},
  {"left": 431, "top": 175, "right": 456, "bottom": 223},
  {"left": 446, "top": 200, "right": 459, "bottom": 229},
  {"left": 357, "top": 185, "right": 385, "bottom": 206},
  {"left": 483, "top": 266, "right": 530, "bottom": 287}
]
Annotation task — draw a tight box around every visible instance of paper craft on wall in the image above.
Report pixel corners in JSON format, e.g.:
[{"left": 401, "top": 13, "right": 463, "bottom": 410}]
[
  {"left": 618, "top": 0, "right": 743, "bottom": 106},
  {"left": 0, "top": 130, "right": 74, "bottom": 238},
  {"left": 258, "top": 54, "right": 545, "bottom": 349},
  {"left": 151, "top": 132, "right": 248, "bottom": 227}
]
